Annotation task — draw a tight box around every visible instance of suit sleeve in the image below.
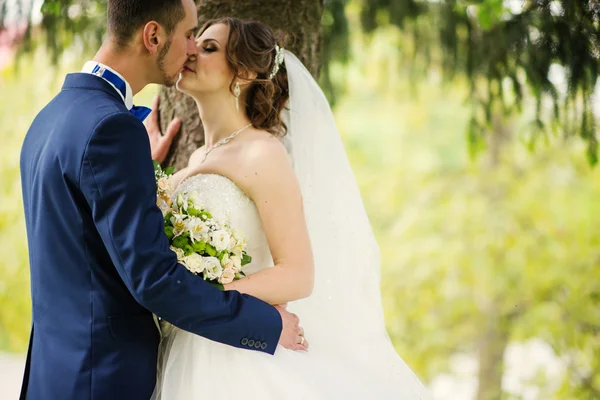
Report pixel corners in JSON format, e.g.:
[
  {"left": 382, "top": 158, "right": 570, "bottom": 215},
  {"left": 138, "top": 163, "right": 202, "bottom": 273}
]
[{"left": 80, "top": 112, "right": 282, "bottom": 354}]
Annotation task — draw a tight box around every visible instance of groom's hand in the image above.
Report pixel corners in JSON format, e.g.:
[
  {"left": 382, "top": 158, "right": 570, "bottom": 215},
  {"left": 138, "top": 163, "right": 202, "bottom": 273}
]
[
  {"left": 145, "top": 95, "right": 181, "bottom": 164},
  {"left": 275, "top": 305, "right": 309, "bottom": 351}
]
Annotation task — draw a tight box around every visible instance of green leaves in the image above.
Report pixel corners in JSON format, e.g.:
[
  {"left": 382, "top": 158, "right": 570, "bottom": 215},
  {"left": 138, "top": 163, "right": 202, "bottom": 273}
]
[
  {"left": 191, "top": 240, "right": 206, "bottom": 253},
  {"left": 171, "top": 236, "right": 188, "bottom": 250},
  {"left": 204, "top": 244, "right": 217, "bottom": 257},
  {"left": 242, "top": 254, "right": 252, "bottom": 266}
]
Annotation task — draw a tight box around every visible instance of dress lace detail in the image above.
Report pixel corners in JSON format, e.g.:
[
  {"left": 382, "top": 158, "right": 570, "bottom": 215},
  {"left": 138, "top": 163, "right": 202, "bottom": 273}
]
[{"left": 175, "top": 174, "right": 273, "bottom": 276}]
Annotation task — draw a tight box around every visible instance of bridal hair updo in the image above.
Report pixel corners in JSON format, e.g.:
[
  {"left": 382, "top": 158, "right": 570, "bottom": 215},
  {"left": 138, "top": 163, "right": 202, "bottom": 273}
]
[{"left": 199, "top": 17, "right": 290, "bottom": 136}]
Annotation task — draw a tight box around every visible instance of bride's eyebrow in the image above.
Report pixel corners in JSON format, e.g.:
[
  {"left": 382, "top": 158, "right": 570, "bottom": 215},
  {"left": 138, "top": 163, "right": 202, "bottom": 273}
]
[{"left": 196, "top": 37, "right": 221, "bottom": 46}]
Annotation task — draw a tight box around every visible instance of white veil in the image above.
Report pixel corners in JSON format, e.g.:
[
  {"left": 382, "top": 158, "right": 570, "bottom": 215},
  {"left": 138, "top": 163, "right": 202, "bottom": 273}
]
[{"left": 281, "top": 51, "right": 431, "bottom": 398}]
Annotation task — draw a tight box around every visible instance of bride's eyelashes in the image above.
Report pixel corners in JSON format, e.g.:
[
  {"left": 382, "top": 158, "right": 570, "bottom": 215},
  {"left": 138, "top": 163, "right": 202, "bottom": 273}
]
[{"left": 202, "top": 46, "right": 217, "bottom": 53}]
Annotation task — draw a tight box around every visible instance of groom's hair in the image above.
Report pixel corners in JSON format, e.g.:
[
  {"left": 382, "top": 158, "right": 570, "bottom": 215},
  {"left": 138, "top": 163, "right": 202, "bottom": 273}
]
[{"left": 108, "top": 0, "right": 186, "bottom": 47}]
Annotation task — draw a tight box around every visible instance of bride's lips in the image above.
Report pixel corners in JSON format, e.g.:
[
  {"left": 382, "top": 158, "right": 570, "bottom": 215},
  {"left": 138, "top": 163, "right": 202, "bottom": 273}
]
[{"left": 182, "top": 65, "right": 196, "bottom": 73}]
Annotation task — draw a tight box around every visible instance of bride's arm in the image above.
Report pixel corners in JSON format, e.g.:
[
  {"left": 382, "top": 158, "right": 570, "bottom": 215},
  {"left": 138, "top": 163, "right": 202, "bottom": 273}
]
[{"left": 224, "top": 138, "right": 314, "bottom": 305}]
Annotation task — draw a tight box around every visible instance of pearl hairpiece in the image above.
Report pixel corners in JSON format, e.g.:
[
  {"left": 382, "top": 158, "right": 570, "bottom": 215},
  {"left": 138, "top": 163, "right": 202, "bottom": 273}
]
[{"left": 269, "top": 45, "right": 285, "bottom": 80}]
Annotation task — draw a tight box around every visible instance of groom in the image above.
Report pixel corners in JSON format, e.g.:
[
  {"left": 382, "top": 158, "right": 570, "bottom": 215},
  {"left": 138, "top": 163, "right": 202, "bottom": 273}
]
[{"left": 19, "top": 1, "right": 306, "bottom": 399}]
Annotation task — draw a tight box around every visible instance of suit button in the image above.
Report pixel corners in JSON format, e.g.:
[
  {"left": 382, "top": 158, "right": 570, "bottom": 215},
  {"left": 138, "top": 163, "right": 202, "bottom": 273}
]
[
  {"left": 261, "top": 342, "right": 268, "bottom": 350},
  {"left": 247, "top": 339, "right": 255, "bottom": 347},
  {"left": 254, "top": 341, "right": 262, "bottom": 349},
  {"left": 241, "top": 338, "right": 249, "bottom": 346}
]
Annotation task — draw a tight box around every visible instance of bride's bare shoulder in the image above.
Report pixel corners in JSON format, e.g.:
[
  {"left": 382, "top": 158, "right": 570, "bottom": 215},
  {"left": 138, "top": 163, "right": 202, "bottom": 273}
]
[
  {"left": 231, "top": 131, "right": 296, "bottom": 198},
  {"left": 240, "top": 131, "right": 291, "bottom": 171}
]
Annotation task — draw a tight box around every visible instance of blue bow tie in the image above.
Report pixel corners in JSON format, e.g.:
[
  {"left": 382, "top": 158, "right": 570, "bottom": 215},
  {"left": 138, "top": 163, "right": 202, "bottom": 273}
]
[
  {"left": 130, "top": 106, "right": 152, "bottom": 122},
  {"left": 91, "top": 64, "right": 152, "bottom": 122}
]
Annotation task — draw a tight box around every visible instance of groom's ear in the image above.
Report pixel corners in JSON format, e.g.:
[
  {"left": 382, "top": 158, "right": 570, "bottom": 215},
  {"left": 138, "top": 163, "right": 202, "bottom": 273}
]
[{"left": 142, "top": 21, "right": 163, "bottom": 54}]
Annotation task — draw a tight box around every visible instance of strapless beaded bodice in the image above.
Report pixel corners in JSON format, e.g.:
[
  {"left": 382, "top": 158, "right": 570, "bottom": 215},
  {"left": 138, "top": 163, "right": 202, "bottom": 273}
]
[{"left": 175, "top": 174, "right": 273, "bottom": 275}]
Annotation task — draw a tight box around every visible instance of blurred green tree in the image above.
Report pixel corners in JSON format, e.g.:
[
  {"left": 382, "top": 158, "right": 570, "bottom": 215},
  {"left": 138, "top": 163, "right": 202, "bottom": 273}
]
[{"left": 1, "top": 0, "right": 598, "bottom": 162}]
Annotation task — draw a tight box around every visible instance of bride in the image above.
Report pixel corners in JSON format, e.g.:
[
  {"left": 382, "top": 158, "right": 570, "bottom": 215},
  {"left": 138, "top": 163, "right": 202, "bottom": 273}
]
[{"left": 153, "top": 17, "right": 430, "bottom": 399}]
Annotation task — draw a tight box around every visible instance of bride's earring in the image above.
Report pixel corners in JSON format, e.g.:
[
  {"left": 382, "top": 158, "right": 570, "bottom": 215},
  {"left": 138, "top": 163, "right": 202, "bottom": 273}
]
[{"left": 234, "top": 82, "right": 241, "bottom": 112}]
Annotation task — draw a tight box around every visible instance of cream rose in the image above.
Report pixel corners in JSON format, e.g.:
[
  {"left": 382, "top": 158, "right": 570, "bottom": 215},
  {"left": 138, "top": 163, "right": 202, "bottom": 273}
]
[
  {"left": 157, "top": 177, "right": 170, "bottom": 192},
  {"left": 218, "top": 268, "right": 236, "bottom": 285}
]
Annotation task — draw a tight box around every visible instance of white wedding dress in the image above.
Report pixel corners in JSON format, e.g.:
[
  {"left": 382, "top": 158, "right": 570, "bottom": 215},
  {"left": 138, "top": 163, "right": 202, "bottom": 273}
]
[{"left": 153, "top": 51, "right": 431, "bottom": 399}]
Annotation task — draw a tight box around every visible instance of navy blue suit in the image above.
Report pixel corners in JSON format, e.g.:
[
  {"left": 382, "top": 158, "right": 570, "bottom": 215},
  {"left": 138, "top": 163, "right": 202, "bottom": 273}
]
[{"left": 19, "top": 73, "right": 282, "bottom": 400}]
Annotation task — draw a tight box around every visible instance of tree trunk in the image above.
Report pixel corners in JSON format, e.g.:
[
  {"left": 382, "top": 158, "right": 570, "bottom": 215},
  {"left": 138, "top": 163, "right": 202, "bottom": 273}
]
[
  {"left": 158, "top": 0, "right": 325, "bottom": 170},
  {"left": 475, "top": 309, "right": 510, "bottom": 400}
]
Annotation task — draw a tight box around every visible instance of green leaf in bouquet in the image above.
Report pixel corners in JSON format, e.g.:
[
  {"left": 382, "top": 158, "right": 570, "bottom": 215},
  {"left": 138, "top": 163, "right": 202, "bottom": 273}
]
[
  {"left": 164, "top": 226, "right": 175, "bottom": 240},
  {"left": 153, "top": 160, "right": 161, "bottom": 172},
  {"left": 164, "top": 212, "right": 173, "bottom": 225},
  {"left": 181, "top": 231, "right": 190, "bottom": 239},
  {"left": 164, "top": 166, "right": 175, "bottom": 176},
  {"left": 191, "top": 241, "right": 206, "bottom": 253},
  {"left": 199, "top": 211, "right": 213, "bottom": 221},
  {"left": 183, "top": 244, "right": 194, "bottom": 256},
  {"left": 205, "top": 244, "right": 217, "bottom": 257},
  {"left": 187, "top": 207, "right": 201, "bottom": 217},
  {"left": 217, "top": 251, "right": 227, "bottom": 261},
  {"left": 208, "top": 281, "right": 225, "bottom": 291},
  {"left": 172, "top": 236, "right": 188, "bottom": 250},
  {"left": 242, "top": 254, "right": 252, "bottom": 266}
]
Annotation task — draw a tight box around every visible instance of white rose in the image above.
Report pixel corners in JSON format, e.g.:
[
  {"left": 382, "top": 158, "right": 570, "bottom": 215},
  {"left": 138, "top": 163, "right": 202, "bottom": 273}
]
[
  {"left": 170, "top": 246, "right": 185, "bottom": 261},
  {"left": 219, "top": 268, "right": 236, "bottom": 285},
  {"left": 211, "top": 230, "right": 231, "bottom": 252},
  {"left": 203, "top": 257, "right": 223, "bottom": 280},
  {"left": 182, "top": 253, "right": 205, "bottom": 275}
]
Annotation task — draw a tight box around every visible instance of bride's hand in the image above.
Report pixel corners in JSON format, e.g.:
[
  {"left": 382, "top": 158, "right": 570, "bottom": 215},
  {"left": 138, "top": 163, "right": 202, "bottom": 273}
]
[
  {"left": 275, "top": 305, "right": 309, "bottom": 351},
  {"left": 144, "top": 96, "right": 181, "bottom": 163}
]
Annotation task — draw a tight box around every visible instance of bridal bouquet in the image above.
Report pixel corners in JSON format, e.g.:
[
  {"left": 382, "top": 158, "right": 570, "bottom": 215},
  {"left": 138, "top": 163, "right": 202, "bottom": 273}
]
[{"left": 154, "top": 162, "right": 251, "bottom": 289}]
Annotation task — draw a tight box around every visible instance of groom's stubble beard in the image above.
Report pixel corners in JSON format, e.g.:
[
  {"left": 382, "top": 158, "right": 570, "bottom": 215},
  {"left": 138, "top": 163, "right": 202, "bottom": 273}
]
[{"left": 157, "top": 37, "right": 178, "bottom": 87}]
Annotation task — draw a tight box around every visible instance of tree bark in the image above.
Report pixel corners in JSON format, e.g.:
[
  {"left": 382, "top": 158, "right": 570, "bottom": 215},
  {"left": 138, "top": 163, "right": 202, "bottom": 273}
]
[
  {"left": 158, "top": 0, "right": 325, "bottom": 170},
  {"left": 475, "top": 308, "right": 510, "bottom": 400}
]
